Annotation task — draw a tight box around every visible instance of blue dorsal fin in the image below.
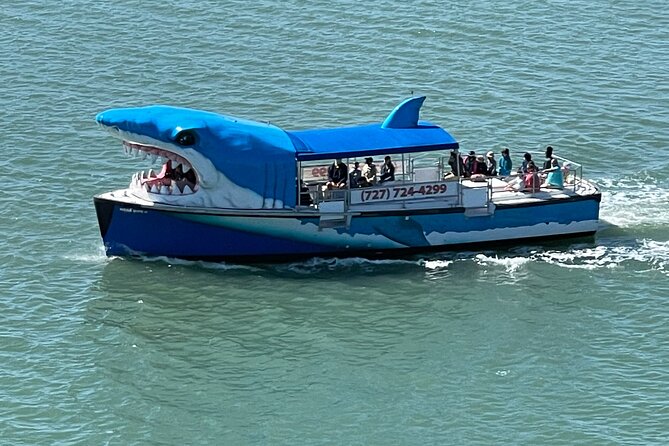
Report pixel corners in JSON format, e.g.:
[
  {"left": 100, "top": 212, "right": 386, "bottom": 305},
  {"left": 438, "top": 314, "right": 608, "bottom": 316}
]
[{"left": 381, "top": 96, "right": 426, "bottom": 129}]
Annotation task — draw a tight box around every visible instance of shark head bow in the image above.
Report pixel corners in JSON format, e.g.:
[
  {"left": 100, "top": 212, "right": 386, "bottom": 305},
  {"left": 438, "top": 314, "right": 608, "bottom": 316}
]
[{"left": 96, "top": 105, "right": 298, "bottom": 208}]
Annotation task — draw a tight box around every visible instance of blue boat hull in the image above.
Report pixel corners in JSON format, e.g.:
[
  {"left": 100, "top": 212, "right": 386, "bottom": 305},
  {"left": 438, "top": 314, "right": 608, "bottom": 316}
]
[{"left": 94, "top": 193, "right": 601, "bottom": 262}]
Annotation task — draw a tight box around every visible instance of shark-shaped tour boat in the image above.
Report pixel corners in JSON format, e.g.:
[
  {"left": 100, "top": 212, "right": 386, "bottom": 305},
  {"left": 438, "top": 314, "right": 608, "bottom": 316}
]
[{"left": 93, "top": 96, "right": 601, "bottom": 262}]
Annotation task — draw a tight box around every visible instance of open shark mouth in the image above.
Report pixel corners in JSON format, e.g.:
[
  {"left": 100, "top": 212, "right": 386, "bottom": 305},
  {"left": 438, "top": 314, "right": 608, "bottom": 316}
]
[
  {"left": 96, "top": 104, "right": 296, "bottom": 209},
  {"left": 123, "top": 141, "right": 199, "bottom": 195}
]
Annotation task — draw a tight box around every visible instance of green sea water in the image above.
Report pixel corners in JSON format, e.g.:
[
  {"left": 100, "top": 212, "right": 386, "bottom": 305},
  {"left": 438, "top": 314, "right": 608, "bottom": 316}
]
[{"left": 2, "top": 1, "right": 668, "bottom": 444}]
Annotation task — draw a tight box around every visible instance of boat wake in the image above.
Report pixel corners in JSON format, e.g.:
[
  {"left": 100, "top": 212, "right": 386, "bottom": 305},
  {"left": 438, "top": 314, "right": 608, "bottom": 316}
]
[
  {"left": 598, "top": 175, "right": 669, "bottom": 229},
  {"left": 260, "top": 237, "right": 669, "bottom": 278},
  {"left": 62, "top": 244, "right": 109, "bottom": 263},
  {"left": 85, "top": 236, "right": 668, "bottom": 280},
  {"left": 474, "top": 239, "right": 669, "bottom": 277}
]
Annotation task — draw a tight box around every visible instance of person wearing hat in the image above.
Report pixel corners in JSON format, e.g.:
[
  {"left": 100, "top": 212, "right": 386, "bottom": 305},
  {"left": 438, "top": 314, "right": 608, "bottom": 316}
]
[
  {"left": 360, "top": 157, "right": 378, "bottom": 187},
  {"left": 499, "top": 148, "right": 512, "bottom": 176},
  {"left": 470, "top": 154, "right": 487, "bottom": 176},
  {"left": 485, "top": 151, "right": 497, "bottom": 176}
]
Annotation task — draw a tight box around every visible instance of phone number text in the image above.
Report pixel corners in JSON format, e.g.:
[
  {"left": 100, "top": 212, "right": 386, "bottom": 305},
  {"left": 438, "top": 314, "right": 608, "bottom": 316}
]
[{"left": 358, "top": 183, "right": 448, "bottom": 202}]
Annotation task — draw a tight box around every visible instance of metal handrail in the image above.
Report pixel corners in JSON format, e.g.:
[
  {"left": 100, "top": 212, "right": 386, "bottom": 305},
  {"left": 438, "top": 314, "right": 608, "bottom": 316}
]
[{"left": 300, "top": 151, "right": 587, "bottom": 209}]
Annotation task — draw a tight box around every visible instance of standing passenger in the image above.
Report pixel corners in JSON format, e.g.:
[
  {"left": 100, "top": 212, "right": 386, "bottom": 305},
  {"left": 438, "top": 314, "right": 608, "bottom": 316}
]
[{"left": 498, "top": 148, "right": 512, "bottom": 176}]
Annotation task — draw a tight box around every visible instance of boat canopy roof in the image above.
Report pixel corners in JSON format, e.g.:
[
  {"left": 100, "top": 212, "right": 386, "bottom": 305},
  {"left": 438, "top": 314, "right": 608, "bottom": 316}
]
[
  {"left": 287, "top": 96, "right": 459, "bottom": 162},
  {"left": 288, "top": 122, "right": 459, "bottom": 162}
]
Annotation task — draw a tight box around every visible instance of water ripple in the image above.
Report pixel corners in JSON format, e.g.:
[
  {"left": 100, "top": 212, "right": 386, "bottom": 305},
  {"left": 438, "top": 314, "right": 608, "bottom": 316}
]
[{"left": 3, "top": 0, "right": 669, "bottom": 443}]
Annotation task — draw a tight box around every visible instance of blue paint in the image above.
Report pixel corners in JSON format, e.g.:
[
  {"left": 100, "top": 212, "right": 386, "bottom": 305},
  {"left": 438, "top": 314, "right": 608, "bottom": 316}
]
[
  {"left": 98, "top": 198, "right": 600, "bottom": 260},
  {"left": 94, "top": 97, "right": 599, "bottom": 261},
  {"left": 381, "top": 96, "right": 426, "bottom": 129},
  {"left": 96, "top": 106, "right": 299, "bottom": 206}
]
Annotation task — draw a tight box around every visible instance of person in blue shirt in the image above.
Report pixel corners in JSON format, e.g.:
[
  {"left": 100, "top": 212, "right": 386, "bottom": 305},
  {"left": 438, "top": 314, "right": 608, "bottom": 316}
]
[
  {"left": 541, "top": 157, "right": 564, "bottom": 189},
  {"left": 499, "top": 148, "right": 512, "bottom": 176}
]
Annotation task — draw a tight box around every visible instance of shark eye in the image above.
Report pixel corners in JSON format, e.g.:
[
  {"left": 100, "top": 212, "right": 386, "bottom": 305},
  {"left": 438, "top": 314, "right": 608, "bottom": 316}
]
[{"left": 175, "top": 130, "right": 196, "bottom": 146}]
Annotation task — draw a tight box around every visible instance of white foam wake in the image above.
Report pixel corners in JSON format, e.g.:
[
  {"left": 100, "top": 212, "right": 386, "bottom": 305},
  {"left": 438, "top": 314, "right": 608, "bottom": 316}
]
[
  {"left": 598, "top": 176, "right": 669, "bottom": 228},
  {"left": 474, "top": 239, "right": 669, "bottom": 276}
]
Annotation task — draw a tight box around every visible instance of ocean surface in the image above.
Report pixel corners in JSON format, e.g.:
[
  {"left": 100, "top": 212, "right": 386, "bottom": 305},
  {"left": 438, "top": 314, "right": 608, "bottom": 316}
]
[{"left": 2, "top": 0, "right": 668, "bottom": 444}]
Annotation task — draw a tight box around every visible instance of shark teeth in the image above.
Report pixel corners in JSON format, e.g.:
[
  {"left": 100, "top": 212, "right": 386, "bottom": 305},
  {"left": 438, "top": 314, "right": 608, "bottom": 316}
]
[{"left": 122, "top": 140, "right": 198, "bottom": 197}]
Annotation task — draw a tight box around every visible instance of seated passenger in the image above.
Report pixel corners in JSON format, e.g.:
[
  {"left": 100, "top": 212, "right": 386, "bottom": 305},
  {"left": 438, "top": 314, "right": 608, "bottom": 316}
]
[
  {"left": 379, "top": 156, "right": 395, "bottom": 183},
  {"left": 520, "top": 152, "right": 532, "bottom": 174},
  {"left": 444, "top": 150, "right": 466, "bottom": 179},
  {"left": 325, "top": 158, "right": 348, "bottom": 190},
  {"left": 542, "top": 146, "right": 554, "bottom": 171},
  {"left": 464, "top": 150, "right": 476, "bottom": 177},
  {"left": 541, "top": 157, "right": 564, "bottom": 189},
  {"left": 359, "top": 157, "right": 378, "bottom": 187},
  {"left": 298, "top": 180, "right": 313, "bottom": 206},
  {"left": 485, "top": 151, "right": 497, "bottom": 176},
  {"left": 562, "top": 162, "right": 574, "bottom": 184},
  {"left": 469, "top": 155, "right": 488, "bottom": 181},
  {"left": 349, "top": 161, "right": 362, "bottom": 188},
  {"left": 506, "top": 161, "right": 540, "bottom": 192},
  {"left": 523, "top": 161, "right": 541, "bottom": 192},
  {"left": 504, "top": 176, "right": 524, "bottom": 192}
]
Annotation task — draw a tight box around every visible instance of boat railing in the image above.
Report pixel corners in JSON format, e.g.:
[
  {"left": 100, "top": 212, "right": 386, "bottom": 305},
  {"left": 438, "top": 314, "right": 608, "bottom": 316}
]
[
  {"left": 554, "top": 155, "right": 583, "bottom": 192},
  {"left": 299, "top": 153, "right": 587, "bottom": 210},
  {"left": 304, "top": 175, "right": 463, "bottom": 211}
]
